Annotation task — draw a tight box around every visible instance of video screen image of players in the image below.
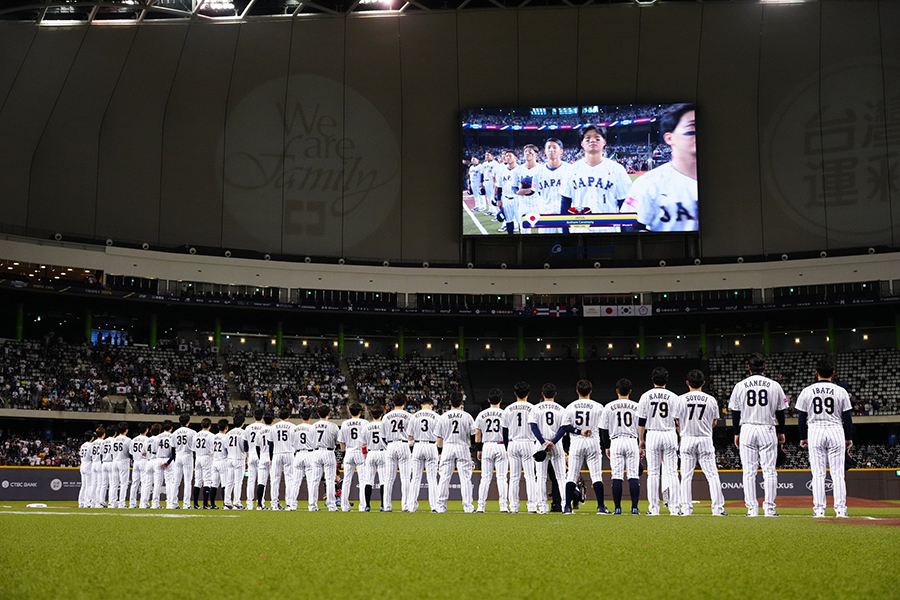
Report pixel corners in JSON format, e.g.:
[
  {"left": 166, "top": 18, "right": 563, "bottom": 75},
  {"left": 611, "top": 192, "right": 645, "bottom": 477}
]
[{"left": 461, "top": 103, "right": 699, "bottom": 236}]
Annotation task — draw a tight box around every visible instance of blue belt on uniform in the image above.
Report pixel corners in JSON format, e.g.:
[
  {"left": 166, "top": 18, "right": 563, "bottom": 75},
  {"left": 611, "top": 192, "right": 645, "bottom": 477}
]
[
  {"left": 317, "top": 447, "right": 335, "bottom": 451},
  {"left": 307, "top": 449, "right": 316, "bottom": 453},
  {"left": 612, "top": 435, "right": 637, "bottom": 439}
]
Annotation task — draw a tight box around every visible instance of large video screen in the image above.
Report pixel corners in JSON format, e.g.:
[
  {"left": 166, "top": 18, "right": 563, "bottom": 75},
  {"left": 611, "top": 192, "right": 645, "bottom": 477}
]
[{"left": 461, "top": 104, "right": 698, "bottom": 236}]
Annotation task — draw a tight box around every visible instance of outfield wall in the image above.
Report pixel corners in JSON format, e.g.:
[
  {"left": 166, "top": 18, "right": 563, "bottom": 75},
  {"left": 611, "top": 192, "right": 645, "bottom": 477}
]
[{"left": 3, "top": 467, "right": 898, "bottom": 503}]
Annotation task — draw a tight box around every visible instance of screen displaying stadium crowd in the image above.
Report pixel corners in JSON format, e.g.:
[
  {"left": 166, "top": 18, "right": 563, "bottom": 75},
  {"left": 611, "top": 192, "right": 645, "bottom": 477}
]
[{"left": 461, "top": 103, "right": 696, "bottom": 236}]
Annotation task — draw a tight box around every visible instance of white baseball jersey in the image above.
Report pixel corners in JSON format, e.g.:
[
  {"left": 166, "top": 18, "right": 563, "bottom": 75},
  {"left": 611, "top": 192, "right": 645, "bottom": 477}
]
[
  {"left": 194, "top": 430, "right": 214, "bottom": 457},
  {"left": 474, "top": 407, "right": 504, "bottom": 443},
  {"left": 602, "top": 399, "right": 640, "bottom": 438},
  {"left": 225, "top": 428, "right": 246, "bottom": 460},
  {"left": 637, "top": 388, "right": 682, "bottom": 431},
  {"left": 293, "top": 423, "right": 315, "bottom": 452},
  {"left": 89, "top": 439, "right": 102, "bottom": 464},
  {"left": 485, "top": 159, "right": 500, "bottom": 186},
  {"left": 313, "top": 421, "right": 340, "bottom": 450},
  {"left": 173, "top": 426, "right": 196, "bottom": 456},
  {"left": 271, "top": 421, "right": 295, "bottom": 454},
  {"left": 678, "top": 391, "right": 719, "bottom": 438},
  {"left": 515, "top": 163, "right": 542, "bottom": 216},
  {"left": 533, "top": 162, "right": 574, "bottom": 215},
  {"left": 363, "top": 421, "right": 387, "bottom": 452},
  {"left": 244, "top": 422, "right": 267, "bottom": 460},
  {"left": 79, "top": 441, "right": 92, "bottom": 466},
  {"left": 527, "top": 401, "right": 565, "bottom": 442},
  {"left": 339, "top": 418, "right": 367, "bottom": 451},
  {"left": 410, "top": 409, "right": 439, "bottom": 443},
  {"left": 212, "top": 432, "right": 228, "bottom": 461},
  {"left": 113, "top": 435, "right": 131, "bottom": 461},
  {"left": 562, "top": 398, "right": 606, "bottom": 437},
  {"left": 502, "top": 402, "right": 534, "bottom": 441},
  {"left": 728, "top": 374, "right": 788, "bottom": 425},
  {"left": 383, "top": 409, "right": 412, "bottom": 443},
  {"left": 130, "top": 435, "right": 149, "bottom": 462},
  {"left": 795, "top": 382, "right": 852, "bottom": 427},
  {"left": 497, "top": 163, "right": 519, "bottom": 199},
  {"left": 100, "top": 438, "right": 113, "bottom": 463},
  {"left": 436, "top": 409, "right": 475, "bottom": 445},
  {"left": 469, "top": 163, "right": 484, "bottom": 187},
  {"left": 562, "top": 158, "right": 632, "bottom": 232},
  {"left": 156, "top": 431, "right": 174, "bottom": 461},
  {"left": 624, "top": 163, "right": 698, "bottom": 232}
]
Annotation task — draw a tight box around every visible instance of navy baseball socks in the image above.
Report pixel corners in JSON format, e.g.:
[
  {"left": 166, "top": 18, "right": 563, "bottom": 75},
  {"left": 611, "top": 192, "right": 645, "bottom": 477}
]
[
  {"left": 629, "top": 479, "right": 640, "bottom": 513},
  {"left": 593, "top": 482, "right": 610, "bottom": 514}
]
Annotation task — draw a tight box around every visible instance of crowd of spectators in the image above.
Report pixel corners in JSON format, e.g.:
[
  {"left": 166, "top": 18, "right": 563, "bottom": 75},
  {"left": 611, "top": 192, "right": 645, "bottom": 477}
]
[
  {"left": 0, "top": 429, "right": 80, "bottom": 466},
  {"left": 349, "top": 352, "right": 462, "bottom": 412},
  {"left": 226, "top": 346, "right": 348, "bottom": 417},
  {"left": 716, "top": 443, "right": 900, "bottom": 470},
  {"left": 462, "top": 105, "right": 660, "bottom": 128}
]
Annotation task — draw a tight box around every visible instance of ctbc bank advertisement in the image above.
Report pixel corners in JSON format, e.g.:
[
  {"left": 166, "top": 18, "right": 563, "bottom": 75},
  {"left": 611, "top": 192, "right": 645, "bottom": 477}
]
[{"left": 0, "top": 468, "right": 82, "bottom": 501}]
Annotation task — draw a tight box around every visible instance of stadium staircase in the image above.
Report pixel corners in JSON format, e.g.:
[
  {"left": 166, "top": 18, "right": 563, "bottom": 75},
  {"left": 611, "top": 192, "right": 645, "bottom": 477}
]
[
  {"left": 338, "top": 356, "right": 361, "bottom": 419},
  {"left": 220, "top": 354, "right": 248, "bottom": 415}
]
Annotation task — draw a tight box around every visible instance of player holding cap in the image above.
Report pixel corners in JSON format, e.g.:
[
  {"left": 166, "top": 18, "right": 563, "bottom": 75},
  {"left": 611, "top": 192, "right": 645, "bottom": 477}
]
[
  {"left": 408, "top": 397, "right": 440, "bottom": 512},
  {"left": 435, "top": 391, "right": 476, "bottom": 513},
  {"left": 192, "top": 418, "right": 215, "bottom": 509},
  {"left": 795, "top": 358, "right": 853, "bottom": 518},
  {"left": 78, "top": 430, "right": 95, "bottom": 508},
  {"left": 729, "top": 353, "right": 788, "bottom": 517},
  {"left": 128, "top": 423, "right": 151, "bottom": 509},
  {"left": 339, "top": 403, "right": 368, "bottom": 512},
  {"left": 638, "top": 368, "right": 684, "bottom": 516},
  {"left": 474, "top": 388, "right": 508, "bottom": 513},
  {"left": 211, "top": 419, "right": 230, "bottom": 510},
  {"left": 270, "top": 408, "right": 295, "bottom": 511},
  {"left": 529, "top": 384, "right": 567, "bottom": 514},
  {"left": 624, "top": 103, "right": 698, "bottom": 232},
  {"left": 503, "top": 381, "right": 538, "bottom": 513},
  {"left": 309, "top": 405, "right": 340, "bottom": 511},
  {"left": 243, "top": 409, "right": 267, "bottom": 509},
  {"left": 561, "top": 125, "right": 632, "bottom": 233},
  {"left": 288, "top": 408, "right": 315, "bottom": 511},
  {"left": 382, "top": 394, "right": 413, "bottom": 512},
  {"left": 562, "top": 380, "right": 610, "bottom": 515},
  {"left": 172, "top": 414, "right": 196, "bottom": 509},
  {"left": 225, "top": 414, "right": 247, "bottom": 510},
  {"left": 678, "top": 370, "right": 726, "bottom": 516},
  {"left": 113, "top": 422, "right": 131, "bottom": 509},
  {"left": 362, "top": 404, "right": 388, "bottom": 512},
  {"left": 602, "top": 379, "right": 642, "bottom": 515},
  {"left": 515, "top": 144, "right": 542, "bottom": 234}
]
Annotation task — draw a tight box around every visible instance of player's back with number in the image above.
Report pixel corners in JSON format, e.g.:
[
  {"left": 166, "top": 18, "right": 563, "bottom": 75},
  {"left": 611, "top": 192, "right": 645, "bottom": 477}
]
[
  {"left": 679, "top": 391, "right": 718, "bottom": 437},
  {"left": 562, "top": 399, "right": 605, "bottom": 438},
  {"left": 475, "top": 407, "right": 504, "bottom": 443},
  {"left": 637, "top": 388, "right": 682, "bottom": 430},
  {"left": 528, "top": 400, "right": 565, "bottom": 439},
  {"left": 313, "top": 420, "right": 340, "bottom": 449},
  {"left": 383, "top": 409, "right": 411, "bottom": 442},
  {"left": 339, "top": 418, "right": 368, "bottom": 450},
  {"left": 728, "top": 374, "right": 787, "bottom": 425},
  {"left": 411, "top": 409, "right": 439, "bottom": 442},
  {"left": 173, "top": 426, "right": 195, "bottom": 455},
  {"left": 795, "top": 382, "right": 850, "bottom": 427},
  {"left": 244, "top": 422, "right": 266, "bottom": 456},
  {"left": 363, "top": 421, "right": 387, "bottom": 451},
  {"left": 272, "top": 421, "right": 295, "bottom": 454},
  {"left": 437, "top": 409, "right": 475, "bottom": 445},
  {"left": 502, "top": 402, "right": 533, "bottom": 440},
  {"left": 602, "top": 399, "right": 640, "bottom": 438}
]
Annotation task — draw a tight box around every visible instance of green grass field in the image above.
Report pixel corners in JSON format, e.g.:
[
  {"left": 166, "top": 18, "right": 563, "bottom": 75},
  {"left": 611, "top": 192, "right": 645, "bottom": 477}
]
[{"left": 2, "top": 501, "right": 899, "bottom": 599}]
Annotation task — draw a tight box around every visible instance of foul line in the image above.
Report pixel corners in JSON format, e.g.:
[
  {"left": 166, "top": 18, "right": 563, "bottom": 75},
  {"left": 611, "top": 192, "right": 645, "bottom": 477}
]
[
  {"left": 0, "top": 510, "right": 238, "bottom": 518},
  {"left": 463, "top": 202, "right": 488, "bottom": 235}
]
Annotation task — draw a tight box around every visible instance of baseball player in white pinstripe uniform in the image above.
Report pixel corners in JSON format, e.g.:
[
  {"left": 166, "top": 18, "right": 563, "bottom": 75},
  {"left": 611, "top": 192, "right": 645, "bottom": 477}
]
[
  {"left": 243, "top": 409, "right": 266, "bottom": 508},
  {"left": 309, "top": 405, "right": 340, "bottom": 511},
  {"left": 529, "top": 384, "right": 567, "bottom": 514},
  {"left": 503, "top": 382, "right": 538, "bottom": 514},
  {"left": 483, "top": 152, "right": 499, "bottom": 216},
  {"left": 157, "top": 421, "right": 177, "bottom": 509},
  {"left": 254, "top": 411, "right": 274, "bottom": 510},
  {"left": 362, "top": 404, "right": 388, "bottom": 512},
  {"left": 515, "top": 144, "right": 542, "bottom": 233},
  {"left": 112, "top": 423, "right": 132, "bottom": 509},
  {"left": 288, "top": 408, "right": 314, "bottom": 511},
  {"left": 99, "top": 425, "right": 115, "bottom": 508},
  {"left": 474, "top": 389, "right": 508, "bottom": 513},
  {"left": 211, "top": 419, "right": 230, "bottom": 510},
  {"left": 638, "top": 368, "right": 685, "bottom": 516},
  {"left": 172, "top": 414, "right": 196, "bottom": 509},
  {"left": 436, "top": 391, "right": 476, "bottom": 513},
  {"left": 562, "top": 380, "right": 611, "bottom": 514},
  {"left": 408, "top": 397, "right": 440, "bottom": 512},
  {"left": 496, "top": 150, "right": 521, "bottom": 233},
  {"left": 146, "top": 423, "right": 162, "bottom": 509},
  {"left": 128, "top": 423, "right": 151, "bottom": 509},
  {"left": 678, "top": 370, "right": 726, "bottom": 516},
  {"left": 339, "top": 403, "right": 368, "bottom": 512},
  {"left": 193, "top": 418, "right": 215, "bottom": 509},
  {"left": 602, "top": 379, "right": 642, "bottom": 514},
  {"left": 78, "top": 431, "right": 95, "bottom": 508},
  {"left": 729, "top": 353, "right": 788, "bottom": 517},
  {"left": 468, "top": 157, "right": 486, "bottom": 212},
  {"left": 382, "top": 394, "right": 413, "bottom": 512},
  {"left": 90, "top": 427, "right": 105, "bottom": 508},
  {"left": 530, "top": 138, "right": 574, "bottom": 235},
  {"left": 270, "top": 409, "right": 295, "bottom": 510},
  {"left": 795, "top": 358, "right": 854, "bottom": 518},
  {"left": 225, "top": 414, "right": 247, "bottom": 510}
]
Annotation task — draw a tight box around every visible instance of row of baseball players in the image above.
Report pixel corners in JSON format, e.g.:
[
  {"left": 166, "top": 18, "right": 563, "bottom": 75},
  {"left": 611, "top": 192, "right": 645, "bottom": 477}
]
[
  {"left": 78, "top": 352, "right": 852, "bottom": 517},
  {"left": 465, "top": 103, "right": 698, "bottom": 234}
]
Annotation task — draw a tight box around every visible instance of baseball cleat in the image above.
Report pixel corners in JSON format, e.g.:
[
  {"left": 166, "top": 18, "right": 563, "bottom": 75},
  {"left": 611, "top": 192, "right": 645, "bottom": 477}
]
[
  {"left": 597, "top": 505, "right": 612, "bottom": 515},
  {"left": 835, "top": 511, "right": 848, "bottom": 519},
  {"left": 364, "top": 507, "right": 371, "bottom": 512},
  {"left": 764, "top": 512, "right": 780, "bottom": 518},
  {"left": 813, "top": 511, "right": 826, "bottom": 518},
  {"left": 614, "top": 508, "right": 622, "bottom": 515},
  {"left": 746, "top": 510, "right": 759, "bottom": 517},
  {"left": 631, "top": 508, "right": 640, "bottom": 515},
  {"left": 563, "top": 508, "right": 574, "bottom": 515},
  {"left": 713, "top": 511, "right": 730, "bottom": 517},
  {"left": 645, "top": 510, "right": 659, "bottom": 516}
]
